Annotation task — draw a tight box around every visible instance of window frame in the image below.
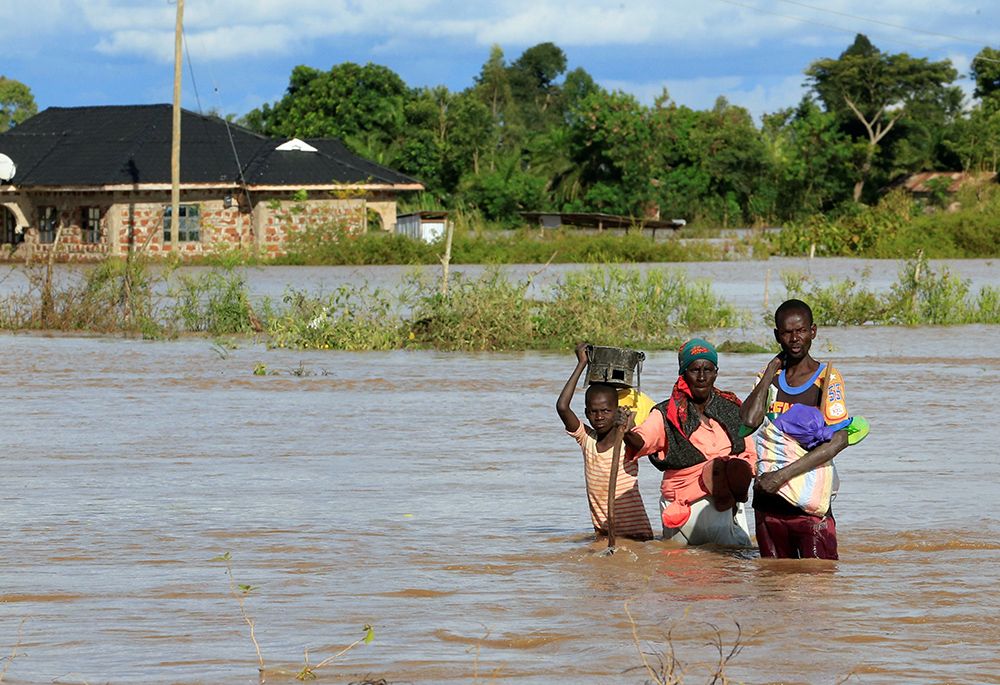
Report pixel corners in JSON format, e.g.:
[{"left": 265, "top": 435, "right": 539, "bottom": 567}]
[
  {"left": 38, "top": 206, "right": 58, "bottom": 244},
  {"left": 162, "top": 204, "right": 202, "bottom": 243},
  {"left": 81, "top": 206, "right": 103, "bottom": 244},
  {"left": 0, "top": 206, "right": 22, "bottom": 245}
]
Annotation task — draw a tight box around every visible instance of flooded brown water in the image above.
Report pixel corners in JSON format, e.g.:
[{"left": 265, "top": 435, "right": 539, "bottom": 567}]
[{"left": 1, "top": 263, "right": 999, "bottom": 684}]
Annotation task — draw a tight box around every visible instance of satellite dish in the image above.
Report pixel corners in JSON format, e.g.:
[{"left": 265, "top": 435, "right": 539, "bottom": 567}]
[{"left": 0, "top": 153, "right": 16, "bottom": 182}]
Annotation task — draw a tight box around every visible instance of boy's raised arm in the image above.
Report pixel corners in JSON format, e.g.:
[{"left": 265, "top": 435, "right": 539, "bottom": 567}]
[
  {"left": 740, "top": 354, "right": 782, "bottom": 432},
  {"left": 556, "top": 343, "right": 589, "bottom": 432}
]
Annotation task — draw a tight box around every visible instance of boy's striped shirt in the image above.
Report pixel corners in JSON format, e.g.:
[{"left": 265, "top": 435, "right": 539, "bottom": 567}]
[{"left": 568, "top": 424, "right": 653, "bottom": 540}]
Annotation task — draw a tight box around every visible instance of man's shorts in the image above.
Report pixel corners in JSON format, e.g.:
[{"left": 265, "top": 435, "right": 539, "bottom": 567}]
[{"left": 754, "top": 509, "right": 838, "bottom": 560}]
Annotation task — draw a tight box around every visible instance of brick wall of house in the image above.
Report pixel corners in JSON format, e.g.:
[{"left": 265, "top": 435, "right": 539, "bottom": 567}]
[
  {"left": 0, "top": 188, "right": 381, "bottom": 261},
  {"left": 254, "top": 194, "right": 367, "bottom": 256}
]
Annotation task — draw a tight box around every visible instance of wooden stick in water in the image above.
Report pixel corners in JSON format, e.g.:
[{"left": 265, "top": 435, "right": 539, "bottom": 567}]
[{"left": 606, "top": 424, "right": 625, "bottom": 550}]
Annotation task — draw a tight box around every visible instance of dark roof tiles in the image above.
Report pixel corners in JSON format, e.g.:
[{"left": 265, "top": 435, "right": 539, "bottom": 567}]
[{"left": 0, "top": 104, "right": 421, "bottom": 188}]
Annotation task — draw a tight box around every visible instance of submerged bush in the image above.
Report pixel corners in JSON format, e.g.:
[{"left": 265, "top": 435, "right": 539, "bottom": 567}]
[
  {"left": 782, "top": 255, "right": 1000, "bottom": 325},
  {"left": 540, "top": 264, "right": 750, "bottom": 349},
  {"left": 409, "top": 267, "right": 536, "bottom": 350},
  {"left": 267, "top": 283, "right": 406, "bottom": 350},
  {"left": 164, "top": 254, "right": 256, "bottom": 335},
  {"left": 0, "top": 257, "right": 158, "bottom": 334},
  {"left": 259, "top": 264, "right": 750, "bottom": 352}
]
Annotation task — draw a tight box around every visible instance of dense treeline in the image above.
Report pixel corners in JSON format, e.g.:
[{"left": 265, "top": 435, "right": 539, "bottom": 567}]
[{"left": 241, "top": 35, "right": 1000, "bottom": 230}]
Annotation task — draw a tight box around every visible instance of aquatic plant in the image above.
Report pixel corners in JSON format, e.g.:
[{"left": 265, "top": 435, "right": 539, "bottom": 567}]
[
  {"left": 211, "top": 552, "right": 375, "bottom": 683},
  {"left": 210, "top": 552, "right": 264, "bottom": 676},
  {"left": 625, "top": 595, "right": 745, "bottom": 685},
  {"left": 294, "top": 625, "right": 374, "bottom": 681},
  {"left": 0, "top": 616, "right": 29, "bottom": 684},
  {"left": 781, "top": 254, "right": 1000, "bottom": 325},
  {"left": 267, "top": 283, "right": 406, "bottom": 350},
  {"left": 541, "top": 264, "right": 751, "bottom": 349}
]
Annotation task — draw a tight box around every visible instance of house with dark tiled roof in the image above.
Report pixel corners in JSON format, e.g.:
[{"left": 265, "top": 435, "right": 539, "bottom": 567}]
[{"left": 0, "top": 105, "right": 423, "bottom": 259}]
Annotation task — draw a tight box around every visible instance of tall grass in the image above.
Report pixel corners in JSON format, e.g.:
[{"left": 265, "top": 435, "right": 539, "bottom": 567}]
[
  {"left": 0, "top": 250, "right": 260, "bottom": 337},
  {"left": 267, "top": 283, "right": 406, "bottom": 350},
  {"left": 4, "top": 253, "right": 996, "bottom": 348},
  {"left": 541, "top": 265, "right": 750, "bottom": 349},
  {"left": 263, "top": 264, "right": 750, "bottom": 351},
  {"left": 272, "top": 221, "right": 730, "bottom": 266},
  {"left": 782, "top": 255, "right": 1000, "bottom": 325},
  {"left": 774, "top": 185, "right": 1000, "bottom": 259},
  {"left": 163, "top": 250, "right": 258, "bottom": 335},
  {"left": 0, "top": 258, "right": 158, "bottom": 334}
]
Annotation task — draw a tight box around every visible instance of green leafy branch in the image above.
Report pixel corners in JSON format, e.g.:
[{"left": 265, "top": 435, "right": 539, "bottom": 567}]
[
  {"left": 210, "top": 552, "right": 265, "bottom": 674},
  {"left": 294, "top": 624, "right": 375, "bottom": 680}
]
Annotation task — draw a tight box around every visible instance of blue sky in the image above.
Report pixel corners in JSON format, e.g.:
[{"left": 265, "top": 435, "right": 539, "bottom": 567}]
[{"left": 3, "top": 0, "right": 997, "bottom": 123}]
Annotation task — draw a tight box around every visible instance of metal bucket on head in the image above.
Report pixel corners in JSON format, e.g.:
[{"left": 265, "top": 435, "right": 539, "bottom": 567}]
[{"left": 585, "top": 345, "right": 645, "bottom": 390}]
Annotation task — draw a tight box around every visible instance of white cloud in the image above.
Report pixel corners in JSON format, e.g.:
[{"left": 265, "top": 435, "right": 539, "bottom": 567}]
[{"left": 12, "top": 0, "right": 999, "bottom": 64}]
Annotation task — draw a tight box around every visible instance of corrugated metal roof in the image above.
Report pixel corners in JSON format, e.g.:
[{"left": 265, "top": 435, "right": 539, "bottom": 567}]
[
  {"left": 519, "top": 212, "right": 684, "bottom": 230},
  {"left": 884, "top": 171, "right": 997, "bottom": 194}
]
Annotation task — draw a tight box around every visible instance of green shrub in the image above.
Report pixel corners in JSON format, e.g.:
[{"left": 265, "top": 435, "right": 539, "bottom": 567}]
[
  {"left": 782, "top": 255, "right": 1000, "bottom": 325},
  {"left": 163, "top": 256, "right": 256, "bottom": 335},
  {"left": 267, "top": 284, "right": 405, "bottom": 350},
  {"left": 408, "top": 266, "right": 536, "bottom": 350},
  {"left": 538, "top": 264, "right": 750, "bottom": 349}
]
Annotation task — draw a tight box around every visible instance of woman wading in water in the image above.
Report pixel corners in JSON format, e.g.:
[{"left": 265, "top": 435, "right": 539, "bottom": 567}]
[{"left": 621, "top": 339, "right": 755, "bottom": 546}]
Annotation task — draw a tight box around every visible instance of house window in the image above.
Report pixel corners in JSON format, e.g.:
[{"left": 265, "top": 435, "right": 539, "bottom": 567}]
[
  {"left": 82, "top": 207, "right": 103, "bottom": 244},
  {"left": 0, "top": 206, "right": 22, "bottom": 245},
  {"left": 38, "top": 206, "right": 58, "bottom": 243},
  {"left": 163, "top": 204, "right": 201, "bottom": 242}
]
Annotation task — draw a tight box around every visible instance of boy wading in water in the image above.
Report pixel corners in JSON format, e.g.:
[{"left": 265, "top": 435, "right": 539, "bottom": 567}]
[
  {"left": 557, "top": 343, "right": 654, "bottom": 541},
  {"left": 740, "top": 299, "right": 860, "bottom": 560}
]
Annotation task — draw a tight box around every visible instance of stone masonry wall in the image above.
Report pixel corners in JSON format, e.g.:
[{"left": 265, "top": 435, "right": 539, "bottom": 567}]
[{"left": 0, "top": 188, "right": 385, "bottom": 261}]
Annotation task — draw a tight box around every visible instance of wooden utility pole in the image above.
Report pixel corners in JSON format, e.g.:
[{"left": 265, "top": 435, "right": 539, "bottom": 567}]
[{"left": 170, "top": 0, "right": 184, "bottom": 249}]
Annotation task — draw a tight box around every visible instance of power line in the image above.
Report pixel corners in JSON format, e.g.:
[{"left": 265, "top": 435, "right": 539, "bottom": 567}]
[
  {"left": 773, "top": 0, "right": 987, "bottom": 46},
  {"left": 714, "top": 0, "right": 1000, "bottom": 64},
  {"left": 181, "top": 26, "right": 202, "bottom": 113}
]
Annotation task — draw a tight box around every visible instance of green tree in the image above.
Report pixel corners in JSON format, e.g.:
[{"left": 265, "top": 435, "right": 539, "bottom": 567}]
[
  {"left": 571, "top": 89, "right": 661, "bottom": 215},
  {"left": 806, "top": 34, "right": 959, "bottom": 201},
  {"left": 971, "top": 46, "right": 1000, "bottom": 114},
  {"left": 0, "top": 76, "right": 37, "bottom": 132},
  {"left": 949, "top": 105, "right": 1000, "bottom": 172},
  {"left": 473, "top": 45, "right": 522, "bottom": 170},
  {"left": 762, "top": 98, "right": 859, "bottom": 217},
  {"left": 507, "top": 42, "right": 568, "bottom": 133},
  {"left": 243, "top": 63, "right": 409, "bottom": 146}
]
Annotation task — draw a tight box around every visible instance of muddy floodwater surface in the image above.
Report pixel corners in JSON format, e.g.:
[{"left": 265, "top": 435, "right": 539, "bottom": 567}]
[{"left": 1, "top": 263, "right": 999, "bottom": 684}]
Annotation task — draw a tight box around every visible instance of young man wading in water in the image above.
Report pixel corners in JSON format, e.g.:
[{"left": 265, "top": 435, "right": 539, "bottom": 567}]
[{"left": 740, "top": 299, "right": 864, "bottom": 560}]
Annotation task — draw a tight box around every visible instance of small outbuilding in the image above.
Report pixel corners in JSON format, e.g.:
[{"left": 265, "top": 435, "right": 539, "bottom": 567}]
[
  {"left": 395, "top": 211, "right": 451, "bottom": 242},
  {"left": 519, "top": 211, "right": 685, "bottom": 239},
  {"left": 0, "top": 105, "right": 424, "bottom": 260},
  {"left": 882, "top": 171, "right": 998, "bottom": 198}
]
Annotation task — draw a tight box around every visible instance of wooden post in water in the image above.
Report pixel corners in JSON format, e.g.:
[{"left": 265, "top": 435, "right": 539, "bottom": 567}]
[
  {"left": 764, "top": 268, "right": 771, "bottom": 309},
  {"left": 605, "top": 424, "right": 625, "bottom": 551},
  {"left": 170, "top": 0, "right": 184, "bottom": 250},
  {"left": 439, "top": 218, "right": 454, "bottom": 296}
]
